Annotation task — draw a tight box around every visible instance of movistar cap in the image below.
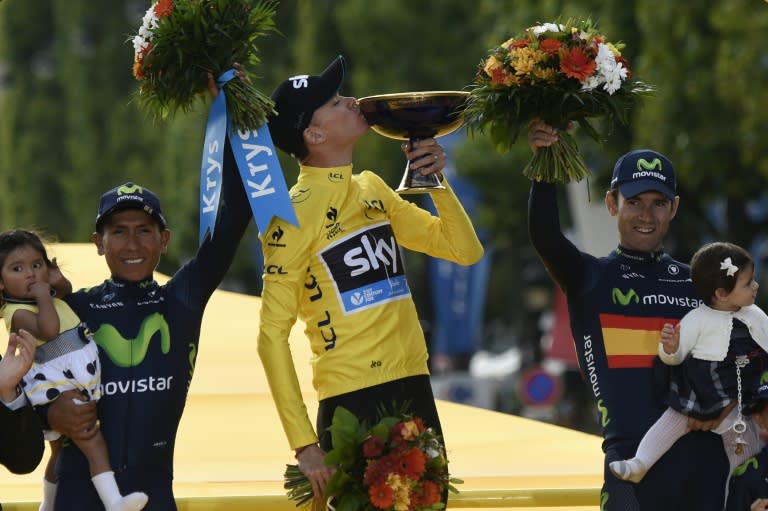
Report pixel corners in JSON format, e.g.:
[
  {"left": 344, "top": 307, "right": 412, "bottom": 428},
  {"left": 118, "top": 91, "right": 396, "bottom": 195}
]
[
  {"left": 95, "top": 182, "right": 167, "bottom": 231},
  {"left": 610, "top": 149, "right": 676, "bottom": 199}
]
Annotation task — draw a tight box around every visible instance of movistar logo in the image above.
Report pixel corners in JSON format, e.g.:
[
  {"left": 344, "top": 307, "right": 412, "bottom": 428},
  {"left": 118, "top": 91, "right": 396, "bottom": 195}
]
[
  {"left": 733, "top": 456, "right": 758, "bottom": 477},
  {"left": 612, "top": 288, "right": 639, "bottom": 306},
  {"left": 636, "top": 158, "right": 662, "bottom": 172},
  {"left": 93, "top": 313, "right": 170, "bottom": 368},
  {"left": 597, "top": 399, "right": 610, "bottom": 427},
  {"left": 600, "top": 491, "right": 609, "bottom": 511},
  {"left": 760, "top": 371, "right": 768, "bottom": 385},
  {"left": 117, "top": 183, "right": 144, "bottom": 196}
]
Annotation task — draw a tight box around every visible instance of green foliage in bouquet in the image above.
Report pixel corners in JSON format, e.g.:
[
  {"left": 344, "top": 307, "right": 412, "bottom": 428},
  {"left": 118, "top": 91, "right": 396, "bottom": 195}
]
[
  {"left": 284, "top": 405, "right": 461, "bottom": 511},
  {"left": 131, "top": 0, "right": 278, "bottom": 131},
  {"left": 464, "top": 18, "right": 654, "bottom": 183}
]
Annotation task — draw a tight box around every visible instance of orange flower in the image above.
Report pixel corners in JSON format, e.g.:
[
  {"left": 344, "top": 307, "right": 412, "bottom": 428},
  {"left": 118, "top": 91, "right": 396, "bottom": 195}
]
[
  {"left": 559, "top": 47, "right": 596, "bottom": 81},
  {"left": 539, "top": 38, "right": 562, "bottom": 56},
  {"left": 154, "top": 0, "right": 173, "bottom": 18},
  {"left": 369, "top": 483, "right": 395, "bottom": 509},
  {"left": 397, "top": 448, "right": 426, "bottom": 479},
  {"left": 132, "top": 59, "right": 144, "bottom": 80}
]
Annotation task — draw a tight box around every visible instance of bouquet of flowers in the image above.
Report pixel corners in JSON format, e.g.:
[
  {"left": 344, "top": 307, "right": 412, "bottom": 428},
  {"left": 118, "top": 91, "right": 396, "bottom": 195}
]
[
  {"left": 131, "top": 0, "right": 277, "bottom": 131},
  {"left": 284, "top": 406, "right": 461, "bottom": 511},
  {"left": 464, "top": 18, "right": 654, "bottom": 183}
]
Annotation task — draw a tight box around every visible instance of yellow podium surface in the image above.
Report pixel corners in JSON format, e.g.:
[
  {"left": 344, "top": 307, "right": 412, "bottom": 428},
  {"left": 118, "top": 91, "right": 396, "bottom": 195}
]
[{"left": 0, "top": 244, "right": 603, "bottom": 510}]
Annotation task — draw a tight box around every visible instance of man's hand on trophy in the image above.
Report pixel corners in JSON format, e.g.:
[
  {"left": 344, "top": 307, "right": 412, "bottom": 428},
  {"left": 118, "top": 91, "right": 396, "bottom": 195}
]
[{"left": 402, "top": 138, "right": 445, "bottom": 178}]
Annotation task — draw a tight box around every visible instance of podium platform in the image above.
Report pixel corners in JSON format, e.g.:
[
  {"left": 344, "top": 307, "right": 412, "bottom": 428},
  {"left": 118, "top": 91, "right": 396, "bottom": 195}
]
[{"left": 0, "top": 244, "right": 603, "bottom": 510}]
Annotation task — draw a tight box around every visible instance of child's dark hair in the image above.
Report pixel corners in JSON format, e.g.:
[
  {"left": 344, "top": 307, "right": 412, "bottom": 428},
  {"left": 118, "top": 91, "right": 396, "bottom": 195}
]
[
  {"left": 0, "top": 229, "right": 52, "bottom": 270},
  {"left": 690, "top": 241, "right": 753, "bottom": 306},
  {"left": 0, "top": 229, "right": 53, "bottom": 311}
]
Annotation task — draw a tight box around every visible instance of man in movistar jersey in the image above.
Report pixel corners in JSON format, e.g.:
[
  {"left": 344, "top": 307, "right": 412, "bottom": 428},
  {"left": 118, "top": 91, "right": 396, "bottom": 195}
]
[
  {"left": 258, "top": 55, "right": 484, "bottom": 501},
  {"left": 527, "top": 120, "right": 729, "bottom": 510},
  {"left": 727, "top": 383, "right": 768, "bottom": 511},
  {"left": 40, "top": 139, "right": 251, "bottom": 510}
]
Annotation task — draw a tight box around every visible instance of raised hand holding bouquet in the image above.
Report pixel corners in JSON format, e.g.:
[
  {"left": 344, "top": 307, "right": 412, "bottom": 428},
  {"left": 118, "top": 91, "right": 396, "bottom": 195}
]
[
  {"left": 464, "top": 18, "right": 653, "bottom": 183},
  {"left": 131, "top": 0, "right": 298, "bottom": 240},
  {"left": 284, "top": 406, "right": 461, "bottom": 511}
]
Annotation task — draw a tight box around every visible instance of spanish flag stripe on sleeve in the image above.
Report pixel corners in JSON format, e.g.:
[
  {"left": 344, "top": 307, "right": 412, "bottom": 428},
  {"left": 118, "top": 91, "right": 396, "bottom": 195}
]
[{"left": 600, "top": 313, "right": 680, "bottom": 369}]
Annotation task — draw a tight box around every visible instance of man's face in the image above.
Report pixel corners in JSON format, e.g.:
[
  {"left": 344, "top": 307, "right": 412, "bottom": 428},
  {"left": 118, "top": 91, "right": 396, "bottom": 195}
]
[
  {"left": 605, "top": 190, "right": 679, "bottom": 253},
  {"left": 92, "top": 209, "right": 170, "bottom": 282},
  {"left": 307, "top": 95, "right": 369, "bottom": 148}
]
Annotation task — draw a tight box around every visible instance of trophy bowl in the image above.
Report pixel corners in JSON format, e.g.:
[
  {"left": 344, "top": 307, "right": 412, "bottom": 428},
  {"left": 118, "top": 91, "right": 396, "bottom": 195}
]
[{"left": 357, "top": 91, "right": 469, "bottom": 194}]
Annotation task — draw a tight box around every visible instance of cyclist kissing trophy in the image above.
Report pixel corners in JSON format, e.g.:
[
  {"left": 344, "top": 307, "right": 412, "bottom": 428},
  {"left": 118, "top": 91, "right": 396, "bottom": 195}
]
[{"left": 357, "top": 91, "right": 469, "bottom": 194}]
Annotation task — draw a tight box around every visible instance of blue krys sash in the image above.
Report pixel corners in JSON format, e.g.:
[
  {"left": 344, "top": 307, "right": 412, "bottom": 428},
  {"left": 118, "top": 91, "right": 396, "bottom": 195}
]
[{"left": 199, "top": 69, "right": 298, "bottom": 242}]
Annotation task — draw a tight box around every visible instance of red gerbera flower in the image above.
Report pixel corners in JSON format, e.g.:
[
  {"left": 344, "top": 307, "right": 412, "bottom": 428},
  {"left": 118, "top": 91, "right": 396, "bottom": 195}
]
[
  {"left": 369, "top": 483, "right": 395, "bottom": 510},
  {"left": 539, "top": 38, "right": 562, "bottom": 56},
  {"left": 419, "top": 480, "right": 441, "bottom": 506},
  {"left": 365, "top": 455, "right": 397, "bottom": 486},
  {"left": 510, "top": 38, "right": 530, "bottom": 48},
  {"left": 559, "top": 47, "right": 596, "bottom": 81},
  {"left": 363, "top": 435, "right": 385, "bottom": 458},
  {"left": 154, "top": 0, "right": 173, "bottom": 18},
  {"left": 397, "top": 448, "right": 426, "bottom": 479}
]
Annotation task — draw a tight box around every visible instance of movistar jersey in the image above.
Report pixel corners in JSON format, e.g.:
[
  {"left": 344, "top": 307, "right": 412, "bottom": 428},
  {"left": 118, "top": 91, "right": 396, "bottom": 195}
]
[
  {"left": 529, "top": 181, "right": 728, "bottom": 509},
  {"left": 725, "top": 449, "right": 768, "bottom": 510},
  {"left": 529, "top": 182, "right": 701, "bottom": 447},
  {"left": 55, "top": 147, "right": 251, "bottom": 511},
  {"left": 257, "top": 164, "right": 483, "bottom": 449}
]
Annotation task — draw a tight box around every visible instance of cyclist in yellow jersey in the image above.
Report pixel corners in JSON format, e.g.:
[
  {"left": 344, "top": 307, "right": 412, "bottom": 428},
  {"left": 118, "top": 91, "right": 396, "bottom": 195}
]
[{"left": 260, "top": 55, "right": 484, "bottom": 500}]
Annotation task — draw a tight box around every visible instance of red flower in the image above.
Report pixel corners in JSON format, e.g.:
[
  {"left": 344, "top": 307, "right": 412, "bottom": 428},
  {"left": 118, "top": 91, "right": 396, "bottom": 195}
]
[
  {"left": 510, "top": 38, "right": 529, "bottom": 49},
  {"left": 369, "top": 483, "right": 395, "bottom": 509},
  {"left": 490, "top": 67, "right": 506, "bottom": 85},
  {"left": 418, "top": 481, "right": 441, "bottom": 506},
  {"left": 559, "top": 47, "right": 596, "bottom": 81},
  {"left": 539, "top": 38, "right": 562, "bottom": 56},
  {"left": 397, "top": 448, "right": 426, "bottom": 479},
  {"left": 364, "top": 455, "right": 396, "bottom": 486},
  {"left": 363, "top": 436, "right": 384, "bottom": 458},
  {"left": 154, "top": 0, "right": 173, "bottom": 18}
]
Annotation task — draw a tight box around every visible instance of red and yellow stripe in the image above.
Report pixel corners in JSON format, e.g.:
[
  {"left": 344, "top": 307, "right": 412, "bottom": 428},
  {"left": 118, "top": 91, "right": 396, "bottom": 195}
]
[{"left": 600, "top": 313, "right": 678, "bottom": 368}]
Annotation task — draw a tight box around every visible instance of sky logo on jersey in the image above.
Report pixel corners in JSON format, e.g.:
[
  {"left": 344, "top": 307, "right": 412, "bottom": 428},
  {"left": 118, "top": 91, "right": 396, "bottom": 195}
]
[
  {"left": 320, "top": 222, "right": 410, "bottom": 314},
  {"left": 93, "top": 312, "right": 171, "bottom": 368},
  {"left": 600, "top": 313, "right": 676, "bottom": 368}
]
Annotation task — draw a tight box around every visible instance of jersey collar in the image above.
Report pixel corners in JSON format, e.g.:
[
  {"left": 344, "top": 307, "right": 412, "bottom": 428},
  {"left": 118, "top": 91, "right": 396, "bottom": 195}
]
[{"left": 614, "top": 245, "right": 666, "bottom": 264}]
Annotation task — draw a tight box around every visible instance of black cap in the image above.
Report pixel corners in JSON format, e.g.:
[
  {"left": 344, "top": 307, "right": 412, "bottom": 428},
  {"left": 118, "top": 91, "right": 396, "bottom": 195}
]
[
  {"left": 95, "top": 182, "right": 167, "bottom": 231},
  {"left": 267, "top": 55, "right": 345, "bottom": 158},
  {"left": 610, "top": 149, "right": 677, "bottom": 199}
]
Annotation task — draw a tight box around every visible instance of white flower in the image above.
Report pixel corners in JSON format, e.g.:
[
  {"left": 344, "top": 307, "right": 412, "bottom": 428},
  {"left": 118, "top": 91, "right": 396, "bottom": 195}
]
[
  {"left": 580, "top": 43, "right": 628, "bottom": 95},
  {"left": 134, "top": 3, "right": 161, "bottom": 56},
  {"left": 531, "top": 23, "right": 564, "bottom": 36}
]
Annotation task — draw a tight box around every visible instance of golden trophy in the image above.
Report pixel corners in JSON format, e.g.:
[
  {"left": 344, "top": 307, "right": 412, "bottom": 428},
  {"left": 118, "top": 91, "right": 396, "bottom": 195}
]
[{"left": 357, "top": 91, "right": 469, "bottom": 194}]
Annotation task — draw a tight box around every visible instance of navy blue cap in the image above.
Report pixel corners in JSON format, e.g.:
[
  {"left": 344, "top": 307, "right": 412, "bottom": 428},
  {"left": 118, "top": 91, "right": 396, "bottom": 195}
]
[
  {"left": 267, "top": 55, "right": 345, "bottom": 158},
  {"left": 95, "top": 182, "right": 167, "bottom": 231},
  {"left": 610, "top": 149, "right": 677, "bottom": 199}
]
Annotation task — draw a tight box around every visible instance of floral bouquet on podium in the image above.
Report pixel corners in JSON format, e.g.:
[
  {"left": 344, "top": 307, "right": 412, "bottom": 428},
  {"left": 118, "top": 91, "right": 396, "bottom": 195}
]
[
  {"left": 130, "top": 0, "right": 298, "bottom": 243},
  {"left": 284, "top": 406, "right": 461, "bottom": 511},
  {"left": 131, "top": 0, "right": 277, "bottom": 131},
  {"left": 464, "top": 18, "right": 654, "bottom": 183}
]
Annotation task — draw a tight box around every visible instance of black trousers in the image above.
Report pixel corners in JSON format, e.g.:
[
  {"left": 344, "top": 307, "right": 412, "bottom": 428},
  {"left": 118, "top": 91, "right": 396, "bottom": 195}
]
[{"left": 316, "top": 374, "right": 443, "bottom": 450}]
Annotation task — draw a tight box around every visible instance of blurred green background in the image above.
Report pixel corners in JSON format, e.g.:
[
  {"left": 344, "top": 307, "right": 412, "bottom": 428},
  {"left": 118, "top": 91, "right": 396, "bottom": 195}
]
[{"left": 1, "top": 0, "right": 767, "bottom": 432}]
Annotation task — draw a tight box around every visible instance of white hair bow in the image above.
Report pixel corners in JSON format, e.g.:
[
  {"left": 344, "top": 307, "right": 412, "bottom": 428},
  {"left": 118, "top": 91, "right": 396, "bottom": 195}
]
[{"left": 720, "top": 257, "right": 738, "bottom": 277}]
